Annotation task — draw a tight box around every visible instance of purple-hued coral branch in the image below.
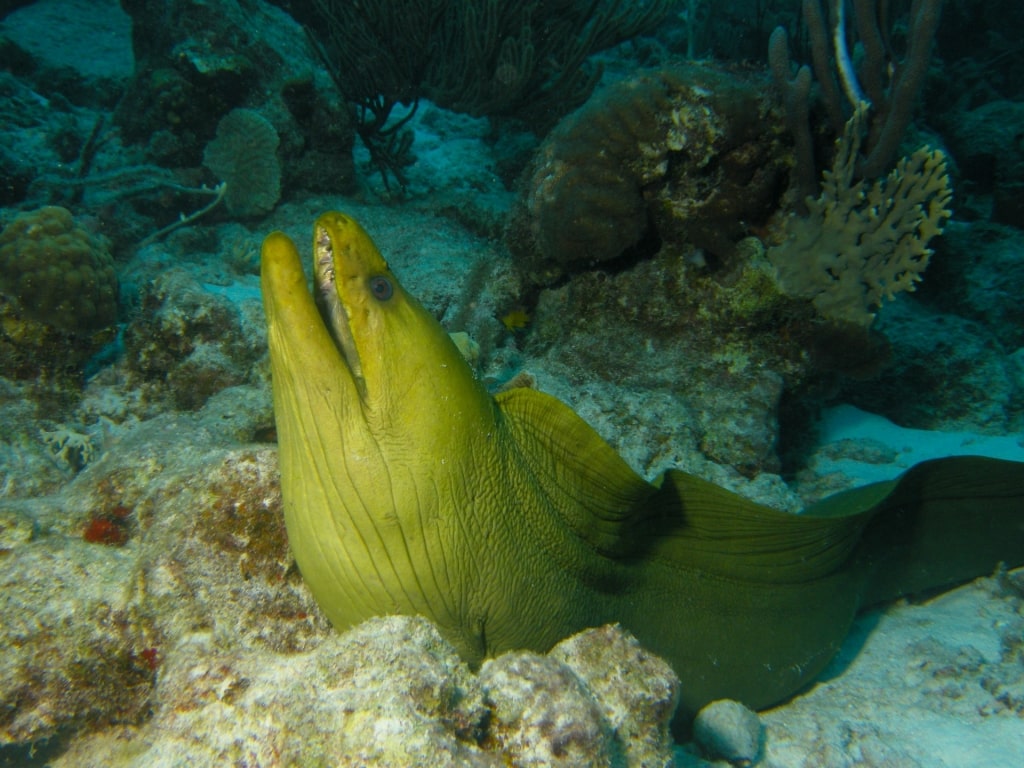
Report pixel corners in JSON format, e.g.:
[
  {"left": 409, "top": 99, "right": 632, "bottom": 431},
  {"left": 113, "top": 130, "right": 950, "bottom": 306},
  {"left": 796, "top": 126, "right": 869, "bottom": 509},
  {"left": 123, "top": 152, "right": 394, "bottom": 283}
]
[{"left": 770, "top": 0, "right": 943, "bottom": 185}]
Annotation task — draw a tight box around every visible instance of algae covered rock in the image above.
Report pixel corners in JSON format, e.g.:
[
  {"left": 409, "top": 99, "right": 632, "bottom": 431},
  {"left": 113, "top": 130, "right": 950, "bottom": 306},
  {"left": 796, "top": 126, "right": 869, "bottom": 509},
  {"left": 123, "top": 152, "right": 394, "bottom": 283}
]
[
  {"left": 480, "top": 651, "right": 617, "bottom": 766},
  {"left": 0, "top": 536, "right": 155, "bottom": 747},
  {"left": 122, "top": 268, "right": 265, "bottom": 411},
  {"left": 114, "top": 0, "right": 356, "bottom": 195},
  {"left": 550, "top": 624, "right": 680, "bottom": 767},
  {"left": 37, "top": 615, "right": 680, "bottom": 768},
  {"left": 0, "top": 205, "right": 118, "bottom": 381},
  {"left": 125, "top": 617, "right": 494, "bottom": 768},
  {"left": 523, "top": 242, "right": 807, "bottom": 476}
]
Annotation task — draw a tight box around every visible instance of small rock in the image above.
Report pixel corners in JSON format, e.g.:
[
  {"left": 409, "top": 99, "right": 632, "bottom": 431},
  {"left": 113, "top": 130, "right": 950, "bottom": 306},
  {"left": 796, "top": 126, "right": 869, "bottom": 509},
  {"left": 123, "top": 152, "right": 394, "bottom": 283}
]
[{"left": 693, "top": 699, "right": 762, "bottom": 766}]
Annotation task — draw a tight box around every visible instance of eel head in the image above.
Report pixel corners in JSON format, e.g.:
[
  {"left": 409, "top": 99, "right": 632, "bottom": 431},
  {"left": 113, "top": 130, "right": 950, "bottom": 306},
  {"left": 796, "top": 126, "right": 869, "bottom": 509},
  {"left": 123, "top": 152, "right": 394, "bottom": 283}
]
[
  {"left": 262, "top": 211, "right": 490, "bottom": 425},
  {"left": 260, "top": 212, "right": 497, "bottom": 635}
]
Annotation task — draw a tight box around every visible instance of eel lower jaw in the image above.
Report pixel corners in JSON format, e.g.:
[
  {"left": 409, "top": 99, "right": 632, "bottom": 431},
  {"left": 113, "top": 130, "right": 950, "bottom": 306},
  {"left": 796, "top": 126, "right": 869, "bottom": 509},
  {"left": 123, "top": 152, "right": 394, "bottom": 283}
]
[{"left": 313, "top": 225, "right": 367, "bottom": 399}]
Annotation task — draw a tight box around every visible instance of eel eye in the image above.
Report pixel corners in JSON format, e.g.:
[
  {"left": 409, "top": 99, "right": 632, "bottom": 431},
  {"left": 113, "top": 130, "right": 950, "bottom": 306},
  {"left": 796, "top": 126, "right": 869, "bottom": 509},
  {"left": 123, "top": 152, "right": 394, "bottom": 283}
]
[{"left": 369, "top": 275, "right": 393, "bottom": 301}]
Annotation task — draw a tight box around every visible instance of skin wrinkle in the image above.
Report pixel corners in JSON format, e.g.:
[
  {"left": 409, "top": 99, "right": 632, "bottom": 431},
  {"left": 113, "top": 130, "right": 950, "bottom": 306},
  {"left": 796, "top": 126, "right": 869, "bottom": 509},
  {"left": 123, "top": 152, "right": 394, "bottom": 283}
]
[
  {"left": 426, "top": 469, "right": 457, "bottom": 598},
  {"left": 503, "top": 416, "right": 608, "bottom": 576},
  {"left": 413, "top": 468, "right": 456, "bottom": 625},
  {"left": 338, "top": 429, "right": 407, "bottom": 610},
  {"left": 303, "top": 374, "right": 398, "bottom": 612},
  {"left": 296, "top": 391, "right": 382, "bottom": 616},
  {"left": 361, "top": 426, "right": 434, "bottom": 616},
  {"left": 441, "top": 446, "right": 497, "bottom": 652},
  {"left": 378, "top": 455, "right": 435, "bottom": 619},
  {"left": 283, "top": 405, "right": 357, "bottom": 609},
  {"left": 321, "top": 477, "right": 378, "bottom": 613},
  {"left": 432, "top": 462, "right": 464, "bottom": 606},
  {"left": 390, "top": 447, "right": 439, "bottom": 616},
  {"left": 446, "top": 455, "right": 488, "bottom": 631}
]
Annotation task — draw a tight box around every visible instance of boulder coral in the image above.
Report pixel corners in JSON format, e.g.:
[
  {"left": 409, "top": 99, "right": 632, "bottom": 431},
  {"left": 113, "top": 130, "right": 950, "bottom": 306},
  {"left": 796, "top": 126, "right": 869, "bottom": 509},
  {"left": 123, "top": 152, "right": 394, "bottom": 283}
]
[
  {"left": 0, "top": 206, "right": 118, "bottom": 381},
  {"left": 506, "top": 62, "right": 788, "bottom": 284}
]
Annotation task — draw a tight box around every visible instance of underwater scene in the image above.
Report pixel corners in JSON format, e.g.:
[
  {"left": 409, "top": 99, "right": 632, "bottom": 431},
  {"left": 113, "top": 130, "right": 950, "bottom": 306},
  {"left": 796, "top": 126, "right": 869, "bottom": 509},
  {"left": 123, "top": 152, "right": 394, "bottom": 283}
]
[{"left": 1, "top": 0, "right": 1023, "bottom": 765}]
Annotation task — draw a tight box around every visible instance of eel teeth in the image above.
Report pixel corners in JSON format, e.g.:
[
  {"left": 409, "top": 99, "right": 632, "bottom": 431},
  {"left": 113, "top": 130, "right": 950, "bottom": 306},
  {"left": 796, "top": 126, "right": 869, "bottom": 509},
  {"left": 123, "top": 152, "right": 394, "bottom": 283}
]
[{"left": 313, "top": 225, "right": 366, "bottom": 396}]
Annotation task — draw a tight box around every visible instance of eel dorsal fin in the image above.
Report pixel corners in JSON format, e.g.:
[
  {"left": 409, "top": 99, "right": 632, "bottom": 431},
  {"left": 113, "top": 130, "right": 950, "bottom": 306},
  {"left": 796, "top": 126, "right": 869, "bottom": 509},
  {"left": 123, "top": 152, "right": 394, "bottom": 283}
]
[
  {"left": 646, "top": 455, "right": 1024, "bottom": 598},
  {"left": 642, "top": 470, "right": 872, "bottom": 584},
  {"left": 495, "top": 386, "right": 657, "bottom": 557},
  {"left": 495, "top": 385, "right": 872, "bottom": 577}
]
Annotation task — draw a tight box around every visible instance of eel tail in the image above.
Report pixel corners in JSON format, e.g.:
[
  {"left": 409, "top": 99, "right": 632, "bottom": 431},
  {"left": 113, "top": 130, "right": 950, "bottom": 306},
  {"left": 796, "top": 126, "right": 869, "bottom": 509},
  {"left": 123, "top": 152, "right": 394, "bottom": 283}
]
[{"left": 809, "top": 455, "right": 1024, "bottom": 607}]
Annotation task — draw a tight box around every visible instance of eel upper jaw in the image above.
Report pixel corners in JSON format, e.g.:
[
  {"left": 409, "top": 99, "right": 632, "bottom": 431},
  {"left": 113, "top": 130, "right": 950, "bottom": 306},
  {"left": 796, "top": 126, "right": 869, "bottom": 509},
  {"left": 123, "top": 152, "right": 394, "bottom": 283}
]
[{"left": 313, "top": 224, "right": 367, "bottom": 400}]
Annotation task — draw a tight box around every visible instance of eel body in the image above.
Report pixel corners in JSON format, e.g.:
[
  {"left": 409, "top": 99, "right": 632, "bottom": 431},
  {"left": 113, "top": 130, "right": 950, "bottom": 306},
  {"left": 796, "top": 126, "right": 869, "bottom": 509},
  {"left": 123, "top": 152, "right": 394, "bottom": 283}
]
[{"left": 261, "top": 212, "right": 1024, "bottom": 722}]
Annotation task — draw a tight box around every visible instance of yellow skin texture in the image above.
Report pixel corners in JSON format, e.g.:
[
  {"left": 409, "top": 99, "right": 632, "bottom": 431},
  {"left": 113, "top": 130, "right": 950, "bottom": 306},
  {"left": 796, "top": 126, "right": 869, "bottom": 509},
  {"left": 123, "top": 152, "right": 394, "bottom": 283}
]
[{"left": 261, "top": 213, "right": 1024, "bottom": 722}]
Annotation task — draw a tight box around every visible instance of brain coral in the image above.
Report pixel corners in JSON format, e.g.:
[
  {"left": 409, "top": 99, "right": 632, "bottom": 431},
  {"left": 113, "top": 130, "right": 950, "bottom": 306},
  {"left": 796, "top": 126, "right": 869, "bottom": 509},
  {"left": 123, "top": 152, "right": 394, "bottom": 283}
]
[
  {"left": 0, "top": 206, "right": 119, "bottom": 379},
  {"left": 506, "top": 62, "right": 787, "bottom": 284}
]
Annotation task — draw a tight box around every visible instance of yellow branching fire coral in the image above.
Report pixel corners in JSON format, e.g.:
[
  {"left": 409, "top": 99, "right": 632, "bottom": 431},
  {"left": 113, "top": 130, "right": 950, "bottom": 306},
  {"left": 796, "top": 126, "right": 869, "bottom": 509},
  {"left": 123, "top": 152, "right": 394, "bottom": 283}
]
[{"left": 768, "top": 105, "right": 953, "bottom": 328}]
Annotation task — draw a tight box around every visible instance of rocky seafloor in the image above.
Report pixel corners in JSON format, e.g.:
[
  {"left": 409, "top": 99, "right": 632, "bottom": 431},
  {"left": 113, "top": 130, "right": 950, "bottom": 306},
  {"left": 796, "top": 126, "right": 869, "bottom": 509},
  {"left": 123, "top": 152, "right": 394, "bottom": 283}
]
[
  {"left": 2, "top": 0, "right": 1024, "bottom": 765},
  {"left": 2, "top": 196, "right": 1022, "bottom": 767}
]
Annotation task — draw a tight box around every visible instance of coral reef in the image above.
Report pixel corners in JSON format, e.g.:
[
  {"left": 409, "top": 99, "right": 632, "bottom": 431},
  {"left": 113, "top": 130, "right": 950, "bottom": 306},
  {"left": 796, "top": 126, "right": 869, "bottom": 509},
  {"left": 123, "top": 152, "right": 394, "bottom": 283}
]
[
  {"left": 297, "top": 0, "right": 676, "bottom": 188},
  {"left": 505, "top": 59, "right": 953, "bottom": 470},
  {"left": 769, "top": 0, "right": 942, "bottom": 189},
  {"left": 549, "top": 624, "right": 680, "bottom": 765},
  {"left": 0, "top": 0, "right": 133, "bottom": 108},
  {"left": 38, "top": 618, "right": 679, "bottom": 768},
  {"left": 835, "top": 302, "right": 1018, "bottom": 434},
  {"left": 480, "top": 651, "right": 619, "bottom": 765},
  {"left": 942, "top": 99, "right": 1024, "bottom": 229},
  {"left": 0, "top": 536, "right": 156, "bottom": 745},
  {"left": 113, "top": 0, "right": 355, "bottom": 197},
  {"left": 0, "top": 0, "right": 344, "bottom": 254},
  {"left": 0, "top": 398, "right": 303, "bottom": 750},
  {"left": 2, "top": 367, "right": 1019, "bottom": 767},
  {"left": 521, "top": 236, "right": 813, "bottom": 476},
  {"left": 0, "top": 206, "right": 118, "bottom": 332},
  {"left": 506, "top": 61, "right": 787, "bottom": 284},
  {"left": 479, "top": 625, "right": 678, "bottom": 766},
  {"left": 0, "top": 388, "right": 679, "bottom": 764},
  {"left": 0, "top": 381, "right": 88, "bottom": 498},
  {"left": 928, "top": 221, "right": 1024, "bottom": 349},
  {"left": 121, "top": 269, "right": 266, "bottom": 411},
  {"left": 0, "top": 205, "right": 118, "bottom": 381}
]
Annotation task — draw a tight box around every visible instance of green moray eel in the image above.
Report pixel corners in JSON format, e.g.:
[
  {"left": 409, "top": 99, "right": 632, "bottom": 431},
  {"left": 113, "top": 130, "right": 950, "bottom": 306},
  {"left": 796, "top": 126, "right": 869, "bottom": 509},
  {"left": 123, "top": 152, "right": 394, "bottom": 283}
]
[{"left": 261, "top": 212, "right": 1024, "bottom": 722}]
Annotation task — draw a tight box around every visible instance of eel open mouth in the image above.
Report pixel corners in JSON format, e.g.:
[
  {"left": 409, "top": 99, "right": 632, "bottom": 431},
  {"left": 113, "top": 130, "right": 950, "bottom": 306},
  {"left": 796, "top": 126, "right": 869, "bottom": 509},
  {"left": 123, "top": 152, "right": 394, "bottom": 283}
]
[{"left": 313, "top": 223, "right": 366, "bottom": 395}]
